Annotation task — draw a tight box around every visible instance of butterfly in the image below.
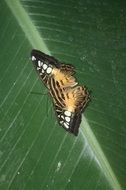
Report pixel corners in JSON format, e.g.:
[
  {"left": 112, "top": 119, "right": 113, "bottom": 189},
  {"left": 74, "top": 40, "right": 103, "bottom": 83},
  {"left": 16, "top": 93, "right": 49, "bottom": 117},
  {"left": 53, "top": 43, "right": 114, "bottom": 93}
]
[{"left": 31, "top": 49, "right": 90, "bottom": 136}]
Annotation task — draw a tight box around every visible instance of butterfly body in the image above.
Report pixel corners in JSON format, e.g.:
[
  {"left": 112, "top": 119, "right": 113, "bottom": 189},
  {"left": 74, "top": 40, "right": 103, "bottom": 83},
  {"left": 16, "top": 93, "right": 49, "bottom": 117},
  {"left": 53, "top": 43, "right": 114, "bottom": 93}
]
[{"left": 31, "top": 49, "right": 90, "bottom": 136}]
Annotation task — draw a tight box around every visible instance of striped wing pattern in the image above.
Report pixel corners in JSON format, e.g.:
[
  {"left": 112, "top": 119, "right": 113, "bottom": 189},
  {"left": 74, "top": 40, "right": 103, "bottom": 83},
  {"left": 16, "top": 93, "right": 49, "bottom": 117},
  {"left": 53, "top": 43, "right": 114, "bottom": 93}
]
[{"left": 31, "top": 49, "right": 90, "bottom": 136}]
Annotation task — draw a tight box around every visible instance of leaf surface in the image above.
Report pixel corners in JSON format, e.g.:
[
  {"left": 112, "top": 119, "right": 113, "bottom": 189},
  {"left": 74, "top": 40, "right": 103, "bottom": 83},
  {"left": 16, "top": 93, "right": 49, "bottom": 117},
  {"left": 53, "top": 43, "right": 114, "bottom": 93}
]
[{"left": 0, "top": 0, "right": 126, "bottom": 190}]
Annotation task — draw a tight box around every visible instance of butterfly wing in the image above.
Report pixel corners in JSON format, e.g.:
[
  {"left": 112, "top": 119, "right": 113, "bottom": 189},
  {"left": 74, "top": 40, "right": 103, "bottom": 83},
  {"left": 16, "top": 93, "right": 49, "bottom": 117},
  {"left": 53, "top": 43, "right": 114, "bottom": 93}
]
[
  {"left": 31, "top": 50, "right": 60, "bottom": 87},
  {"left": 31, "top": 49, "right": 90, "bottom": 136},
  {"left": 52, "top": 83, "right": 90, "bottom": 136},
  {"left": 31, "top": 49, "right": 75, "bottom": 87},
  {"left": 55, "top": 106, "right": 82, "bottom": 136},
  {"left": 31, "top": 49, "right": 60, "bottom": 68}
]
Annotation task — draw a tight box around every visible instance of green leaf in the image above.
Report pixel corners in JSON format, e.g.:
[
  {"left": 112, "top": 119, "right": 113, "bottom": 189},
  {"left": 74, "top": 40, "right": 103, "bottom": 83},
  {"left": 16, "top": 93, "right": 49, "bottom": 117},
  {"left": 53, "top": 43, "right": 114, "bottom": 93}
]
[{"left": 0, "top": 0, "right": 126, "bottom": 190}]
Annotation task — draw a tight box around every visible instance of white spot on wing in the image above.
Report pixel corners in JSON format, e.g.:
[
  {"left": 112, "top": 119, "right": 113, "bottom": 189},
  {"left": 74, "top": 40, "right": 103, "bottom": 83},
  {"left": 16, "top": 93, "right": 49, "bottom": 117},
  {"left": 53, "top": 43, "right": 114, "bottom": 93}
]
[
  {"left": 42, "top": 69, "right": 44, "bottom": 73},
  {"left": 64, "top": 111, "right": 71, "bottom": 117},
  {"left": 32, "top": 56, "right": 36, "bottom": 61},
  {"left": 63, "top": 122, "right": 69, "bottom": 129},
  {"left": 37, "top": 67, "right": 41, "bottom": 70},
  {"left": 46, "top": 67, "right": 52, "bottom": 74},
  {"left": 61, "top": 115, "right": 64, "bottom": 119},
  {"left": 38, "top": 60, "right": 43, "bottom": 67},
  {"left": 65, "top": 116, "right": 70, "bottom": 122},
  {"left": 43, "top": 64, "right": 47, "bottom": 70},
  {"left": 66, "top": 122, "right": 69, "bottom": 126}
]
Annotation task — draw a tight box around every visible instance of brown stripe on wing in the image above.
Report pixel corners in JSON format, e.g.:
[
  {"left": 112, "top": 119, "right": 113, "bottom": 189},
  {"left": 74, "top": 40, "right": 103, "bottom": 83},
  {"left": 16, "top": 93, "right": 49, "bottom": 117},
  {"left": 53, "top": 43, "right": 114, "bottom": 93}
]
[
  {"left": 60, "top": 64, "right": 75, "bottom": 75},
  {"left": 55, "top": 81, "right": 65, "bottom": 100},
  {"left": 51, "top": 78, "right": 65, "bottom": 106},
  {"left": 49, "top": 77, "right": 66, "bottom": 109},
  {"left": 41, "top": 74, "right": 48, "bottom": 86},
  {"left": 76, "top": 86, "right": 90, "bottom": 112}
]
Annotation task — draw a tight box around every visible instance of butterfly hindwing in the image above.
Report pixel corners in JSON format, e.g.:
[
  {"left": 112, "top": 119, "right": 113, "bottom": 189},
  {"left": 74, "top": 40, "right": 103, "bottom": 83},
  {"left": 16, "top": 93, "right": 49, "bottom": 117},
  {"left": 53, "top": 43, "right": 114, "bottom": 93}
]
[
  {"left": 54, "top": 85, "right": 90, "bottom": 136},
  {"left": 55, "top": 105, "right": 82, "bottom": 136}
]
